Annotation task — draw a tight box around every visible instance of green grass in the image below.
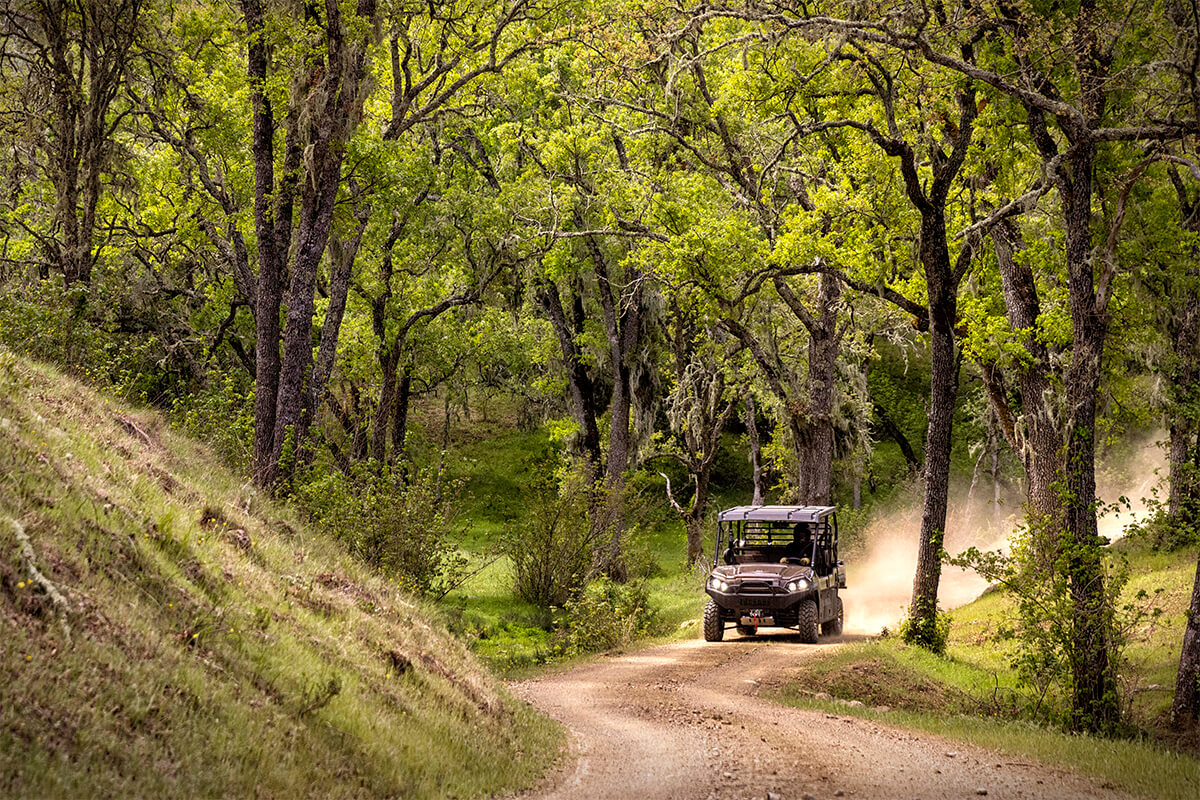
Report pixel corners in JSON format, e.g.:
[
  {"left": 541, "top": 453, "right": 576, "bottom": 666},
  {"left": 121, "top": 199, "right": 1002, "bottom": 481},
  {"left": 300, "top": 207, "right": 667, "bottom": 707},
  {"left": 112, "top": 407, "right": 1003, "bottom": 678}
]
[
  {"left": 768, "top": 541, "right": 1200, "bottom": 800},
  {"left": 0, "top": 350, "right": 562, "bottom": 798},
  {"left": 775, "top": 677, "right": 1200, "bottom": 800}
]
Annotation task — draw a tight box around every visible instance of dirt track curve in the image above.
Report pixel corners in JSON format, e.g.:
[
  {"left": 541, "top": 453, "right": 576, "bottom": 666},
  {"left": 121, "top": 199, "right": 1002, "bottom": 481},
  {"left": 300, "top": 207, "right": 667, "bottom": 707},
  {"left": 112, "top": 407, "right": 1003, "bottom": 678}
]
[{"left": 509, "top": 633, "right": 1133, "bottom": 800}]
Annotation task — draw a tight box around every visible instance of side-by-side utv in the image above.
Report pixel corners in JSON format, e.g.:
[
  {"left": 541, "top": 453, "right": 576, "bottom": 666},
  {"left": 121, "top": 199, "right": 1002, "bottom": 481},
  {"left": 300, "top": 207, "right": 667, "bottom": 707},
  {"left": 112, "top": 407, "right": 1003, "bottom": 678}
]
[{"left": 703, "top": 505, "right": 846, "bottom": 643}]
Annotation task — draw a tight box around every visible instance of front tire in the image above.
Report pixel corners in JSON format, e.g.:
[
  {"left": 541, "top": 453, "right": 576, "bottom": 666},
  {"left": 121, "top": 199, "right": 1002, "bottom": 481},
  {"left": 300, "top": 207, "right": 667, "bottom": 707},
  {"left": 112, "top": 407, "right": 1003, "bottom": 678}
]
[
  {"left": 797, "top": 599, "right": 818, "bottom": 644},
  {"left": 821, "top": 597, "right": 844, "bottom": 637},
  {"left": 703, "top": 598, "right": 725, "bottom": 642}
]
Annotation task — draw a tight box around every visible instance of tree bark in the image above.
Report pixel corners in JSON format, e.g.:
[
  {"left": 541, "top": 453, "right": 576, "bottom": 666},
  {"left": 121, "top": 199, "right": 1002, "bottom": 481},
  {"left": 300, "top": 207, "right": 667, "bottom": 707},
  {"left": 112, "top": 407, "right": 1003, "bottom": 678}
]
[
  {"left": 1061, "top": 133, "right": 1118, "bottom": 731},
  {"left": 9, "top": 0, "right": 144, "bottom": 285},
  {"left": 796, "top": 273, "right": 840, "bottom": 505},
  {"left": 1165, "top": 167, "right": 1200, "bottom": 525},
  {"left": 534, "top": 279, "right": 603, "bottom": 476},
  {"left": 585, "top": 229, "right": 643, "bottom": 485},
  {"left": 300, "top": 201, "right": 368, "bottom": 460},
  {"left": 989, "top": 217, "right": 1061, "bottom": 522},
  {"left": 870, "top": 87, "right": 977, "bottom": 645},
  {"left": 909, "top": 209, "right": 962, "bottom": 635},
  {"left": 744, "top": 392, "right": 765, "bottom": 505},
  {"left": 266, "top": 0, "right": 377, "bottom": 486},
  {"left": 244, "top": 0, "right": 285, "bottom": 488},
  {"left": 1172, "top": 554, "right": 1200, "bottom": 726}
]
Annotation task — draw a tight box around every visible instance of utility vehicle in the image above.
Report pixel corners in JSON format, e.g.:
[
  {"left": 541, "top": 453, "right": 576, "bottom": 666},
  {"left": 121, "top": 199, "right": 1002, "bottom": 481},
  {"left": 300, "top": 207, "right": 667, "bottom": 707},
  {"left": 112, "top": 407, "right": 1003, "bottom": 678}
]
[{"left": 703, "top": 505, "right": 845, "bottom": 643}]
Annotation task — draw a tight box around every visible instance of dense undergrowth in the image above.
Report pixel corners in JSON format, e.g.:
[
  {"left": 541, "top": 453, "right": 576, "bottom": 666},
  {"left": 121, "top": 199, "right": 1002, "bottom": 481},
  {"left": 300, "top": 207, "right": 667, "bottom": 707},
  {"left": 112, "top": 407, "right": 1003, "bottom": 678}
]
[{"left": 0, "top": 351, "right": 560, "bottom": 798}]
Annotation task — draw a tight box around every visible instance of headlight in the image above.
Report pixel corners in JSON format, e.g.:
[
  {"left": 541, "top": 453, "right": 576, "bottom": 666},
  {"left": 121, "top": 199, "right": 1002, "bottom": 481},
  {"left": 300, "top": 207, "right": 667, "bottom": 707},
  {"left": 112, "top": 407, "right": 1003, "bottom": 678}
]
[
  {"left": 710, "top": 577, "right": 729, "bottom": 591},
  {"left": 788, "top": 579, "right": 809, "bottom": 592},
  {"left": 787, "top": 581, "right": 797, "bottom": 592},
  {"left": 719, "top": 580, "right": 729, "bottom": 591}
]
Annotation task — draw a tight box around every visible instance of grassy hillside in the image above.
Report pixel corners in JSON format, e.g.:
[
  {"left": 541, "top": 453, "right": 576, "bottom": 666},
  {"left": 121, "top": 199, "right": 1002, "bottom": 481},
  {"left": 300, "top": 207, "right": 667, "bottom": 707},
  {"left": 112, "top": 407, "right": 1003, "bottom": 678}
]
[{"left": 0, "top": 351, "right": 560, "bottom": 798}]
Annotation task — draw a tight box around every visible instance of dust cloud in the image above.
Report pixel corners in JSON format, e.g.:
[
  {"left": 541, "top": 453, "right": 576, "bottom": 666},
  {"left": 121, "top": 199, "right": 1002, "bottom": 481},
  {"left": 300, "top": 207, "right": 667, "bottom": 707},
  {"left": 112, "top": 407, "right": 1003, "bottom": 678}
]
[{"left": 840, "top": 434, "right": 1164, "bottom": 636}]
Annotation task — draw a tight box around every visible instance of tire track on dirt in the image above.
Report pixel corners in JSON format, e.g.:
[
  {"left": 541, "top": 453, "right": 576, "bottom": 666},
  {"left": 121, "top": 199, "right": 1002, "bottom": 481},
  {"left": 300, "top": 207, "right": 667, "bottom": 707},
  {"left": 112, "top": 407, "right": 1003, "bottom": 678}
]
[{"left": 509, "top": 634, "right": 1135, "bottom": 800}]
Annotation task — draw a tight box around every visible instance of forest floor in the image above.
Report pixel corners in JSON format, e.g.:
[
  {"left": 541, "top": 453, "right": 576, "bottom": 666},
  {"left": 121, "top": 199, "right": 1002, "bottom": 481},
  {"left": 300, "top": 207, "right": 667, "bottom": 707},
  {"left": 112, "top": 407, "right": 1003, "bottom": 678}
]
[{"left": 510, "top": 633, "right": 1136, "bottom": 800}]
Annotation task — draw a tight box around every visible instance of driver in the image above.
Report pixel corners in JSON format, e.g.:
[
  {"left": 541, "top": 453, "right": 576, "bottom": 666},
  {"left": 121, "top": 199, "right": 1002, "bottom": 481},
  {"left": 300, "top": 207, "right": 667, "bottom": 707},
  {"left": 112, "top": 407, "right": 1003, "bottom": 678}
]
[{"left": 781, "top": 523, "right": 811, "bottom": 564}]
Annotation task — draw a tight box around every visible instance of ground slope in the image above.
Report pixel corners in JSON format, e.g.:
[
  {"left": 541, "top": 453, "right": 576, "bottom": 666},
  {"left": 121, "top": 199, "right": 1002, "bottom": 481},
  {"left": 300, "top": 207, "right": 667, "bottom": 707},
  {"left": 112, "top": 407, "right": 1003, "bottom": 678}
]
[{"left": 0, "top": 351, "right": 559, "bottom": 798}]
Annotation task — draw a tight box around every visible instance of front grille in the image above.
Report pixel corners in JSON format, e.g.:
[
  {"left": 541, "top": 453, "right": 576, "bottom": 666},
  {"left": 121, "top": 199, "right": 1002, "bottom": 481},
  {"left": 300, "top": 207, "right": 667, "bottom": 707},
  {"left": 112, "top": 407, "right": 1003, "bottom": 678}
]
[{"left": 738, "top": 581, "right": 774, "bottom": 594}]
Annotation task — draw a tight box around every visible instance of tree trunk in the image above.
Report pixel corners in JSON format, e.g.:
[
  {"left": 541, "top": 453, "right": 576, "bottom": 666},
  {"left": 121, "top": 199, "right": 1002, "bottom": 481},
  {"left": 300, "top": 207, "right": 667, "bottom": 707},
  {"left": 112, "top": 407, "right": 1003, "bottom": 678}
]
[
  {"left": 991, "top": 217, "right": 1060, "bottom": 522},
  {"left": 801, "top": 273, "right": 840, "bottom": 505},
  {"left": 1166, "top": 267, "right": 1200, "bottom": 525},
  {"left": 685, "top": 470, "right": 712, "bottom": 565},
  {"left": 589, "top": 236, "right": 643, "bottom": 485},
  {"left": 299, "top": 207, "right": 366, "bottom": 461},
  {"left": 1172, "top": 554, "right": 1200, "bottom": 726},
  {"left": 909, "top": 222, "right": 960, "bottom": 638},
  {"left": 535, "top": 279, "right": 603, "bottom": 476},
  {"left": 391, "top": 367, "right": 413, "bottom": 462},
  {"left": 18, "top": 0, "right": 144, "bottom": 286},
  {"left": 245, "top": 0, "right": 285, "bottom": 488},
  {"left": 370, "top": 344, "right": 400, "bottom": 463},
  {"left": 246, "top": 0, "right": 377, "bottom": 489},
  {"left": 1061, "top": 141, "right": 1118, "bottom": 732},
  {"left": 744, "top": 393, "right": 765, "bottom": 505}
]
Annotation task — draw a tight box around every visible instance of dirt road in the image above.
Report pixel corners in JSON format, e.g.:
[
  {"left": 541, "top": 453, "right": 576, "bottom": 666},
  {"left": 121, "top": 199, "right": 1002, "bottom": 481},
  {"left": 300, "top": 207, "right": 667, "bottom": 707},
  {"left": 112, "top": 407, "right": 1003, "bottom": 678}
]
[{"left": 510, "top": 633, "right": 1132, "bottom": 800}]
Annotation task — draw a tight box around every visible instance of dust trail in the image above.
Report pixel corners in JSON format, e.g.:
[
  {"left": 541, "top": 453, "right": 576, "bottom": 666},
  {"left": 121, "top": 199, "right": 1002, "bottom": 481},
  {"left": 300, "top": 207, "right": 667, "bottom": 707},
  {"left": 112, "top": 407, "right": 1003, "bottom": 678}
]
[
  {"left": 840, "top": 433, "right": 1164, "bottom": 635},
  {"left": 1095, "top": 432, "right": 1164, "bottom": 544},
  {"left": 840, "top": 491, "right": 1000, "bottom": 636}
]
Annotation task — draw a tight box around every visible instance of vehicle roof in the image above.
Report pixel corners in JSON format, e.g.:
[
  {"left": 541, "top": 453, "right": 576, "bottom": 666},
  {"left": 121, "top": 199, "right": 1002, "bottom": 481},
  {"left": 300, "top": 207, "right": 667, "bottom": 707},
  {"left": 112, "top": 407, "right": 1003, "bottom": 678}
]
[{"left": 717, "top": 505, "right": 836, "bottom": 522}]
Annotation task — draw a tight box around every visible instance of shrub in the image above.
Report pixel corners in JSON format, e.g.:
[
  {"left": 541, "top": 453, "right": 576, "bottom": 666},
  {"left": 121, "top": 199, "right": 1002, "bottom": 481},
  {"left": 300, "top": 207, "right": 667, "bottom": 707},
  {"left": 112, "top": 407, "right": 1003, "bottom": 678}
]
[
  {"left": 171, "top": 369, "right": 255, "bottom": 473},
  {"left": 504, "top": 469, "right": 602, "bottom": 608},
  {"left": 898, "top": 607, "right": 951, "bottom": 655},
  {"left": 559, "top": 576, "right": 657, "bottom": 654},
  {"left": 949, "top": 515, "right": 1156, "bottom": 729},
  {"left": 295, "top": 464, "right": 466, "bottom": 597}
]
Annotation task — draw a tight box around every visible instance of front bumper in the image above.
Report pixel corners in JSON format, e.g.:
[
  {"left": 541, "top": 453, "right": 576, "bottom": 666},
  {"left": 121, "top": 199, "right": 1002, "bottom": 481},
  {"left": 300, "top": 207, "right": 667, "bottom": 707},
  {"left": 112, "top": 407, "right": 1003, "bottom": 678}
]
[{"left": 706, "top": 587, "right": 813, "bottom": 612}]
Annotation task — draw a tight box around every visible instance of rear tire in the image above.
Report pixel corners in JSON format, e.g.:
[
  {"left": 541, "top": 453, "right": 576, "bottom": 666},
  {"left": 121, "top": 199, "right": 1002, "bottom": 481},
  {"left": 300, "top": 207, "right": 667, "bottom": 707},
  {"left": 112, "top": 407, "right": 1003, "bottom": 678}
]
[
  {"left": 821, "top": 597, "right": 844, "bottom": 637},
  {"left": 703, "top": 598, "right": 724, "bottom": 642},
  {"left": 735, "top": 624, "right": 757, "bottom": 637},
  {"left": 797, "top": 599, "right": 818, "bottom": 644}
]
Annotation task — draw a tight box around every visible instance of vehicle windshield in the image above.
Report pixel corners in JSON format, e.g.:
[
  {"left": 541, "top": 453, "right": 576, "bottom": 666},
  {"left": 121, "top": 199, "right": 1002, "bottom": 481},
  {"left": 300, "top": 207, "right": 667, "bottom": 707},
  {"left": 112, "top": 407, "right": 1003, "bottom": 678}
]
[{"left": 720, "top": 520, "right": 816, "bottom": 566}]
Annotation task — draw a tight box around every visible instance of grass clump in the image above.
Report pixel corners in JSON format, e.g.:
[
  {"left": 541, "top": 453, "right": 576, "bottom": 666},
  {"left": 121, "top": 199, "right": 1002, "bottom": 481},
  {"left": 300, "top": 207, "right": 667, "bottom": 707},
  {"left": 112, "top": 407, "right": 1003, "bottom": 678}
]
[{"left": 0, "top": 350, "right": 561, "bottom": 799}]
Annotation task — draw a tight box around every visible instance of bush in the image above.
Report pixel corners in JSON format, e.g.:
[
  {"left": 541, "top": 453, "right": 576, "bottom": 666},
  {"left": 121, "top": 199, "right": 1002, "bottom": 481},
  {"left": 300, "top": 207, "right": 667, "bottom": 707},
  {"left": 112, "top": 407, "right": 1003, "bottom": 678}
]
[
  {"left": 503, "top": 469, "right": 603, "bottom": 608},
  {"left": 171, "top": 369, "right": 255, "bottom": 473},
  {"left": 899, "top": 607, "right": 951, "bottom": 655},
  {"left": 503, "top": 460, "right": 647, "bottom": 604},
  {"left": 558, "top": 576, "right": 657, "bottom": 654},
  {"left": 295, "top": 464, "right": 466, "bottom": 597},
  {"left": 949, "top": 515, "right": 1155, "bottom": 729}
]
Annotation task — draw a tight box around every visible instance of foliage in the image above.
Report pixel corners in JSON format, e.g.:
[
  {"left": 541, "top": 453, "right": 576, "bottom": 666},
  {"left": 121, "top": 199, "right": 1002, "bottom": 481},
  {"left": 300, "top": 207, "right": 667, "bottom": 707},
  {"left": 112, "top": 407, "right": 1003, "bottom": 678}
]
[
  {"left": 502, "top": 465, "right": 606, "bottom": 608},
  {"left": 949, "top": 515, "right": 1162, "bottom": 730},
  {"left": 558, "top": 576, "right": 657, "bottom": 655},
  {"left": 899, "top": 606, "right": 952, "bottom": 656},
  {"left": 294, "top": 465, "right": 467, "bottom": 598},
  {"left": 171, "top": 369, "right": 256, "bottom": 474}
]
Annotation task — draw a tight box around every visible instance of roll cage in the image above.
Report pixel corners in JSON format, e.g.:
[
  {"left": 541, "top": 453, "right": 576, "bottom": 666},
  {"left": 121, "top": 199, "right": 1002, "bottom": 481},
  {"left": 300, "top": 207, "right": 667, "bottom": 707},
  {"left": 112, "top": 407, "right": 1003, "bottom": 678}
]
[{"left": 714, "top": 505, "right": 839, "bottom": 575}]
